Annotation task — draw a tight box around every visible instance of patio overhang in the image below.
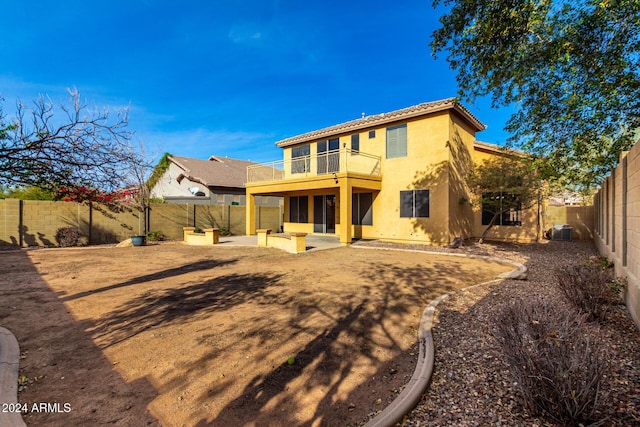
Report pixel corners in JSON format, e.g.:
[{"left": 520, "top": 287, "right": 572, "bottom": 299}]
[
  {"left": 245, "top": 173, "right": 381, "bottom": 245},
  {"left": 245, "top": 172, "right": 381, "bottom": 195}
]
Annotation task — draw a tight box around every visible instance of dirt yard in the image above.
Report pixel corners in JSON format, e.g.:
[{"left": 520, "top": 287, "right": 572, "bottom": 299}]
[{"left": 1, "top": 243, "right": 512, "bottom": 426}]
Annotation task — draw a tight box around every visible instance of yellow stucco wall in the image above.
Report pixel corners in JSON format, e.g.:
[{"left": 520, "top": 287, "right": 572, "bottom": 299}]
[
  {"left": 365, "top": 113, "right": 453, "bottom": 244},
  {"left": 471, "top": 147, "right": 542, "bottom": 243},
  {"left": 447, "top": 113, "right": 476, "bottom": 240}
]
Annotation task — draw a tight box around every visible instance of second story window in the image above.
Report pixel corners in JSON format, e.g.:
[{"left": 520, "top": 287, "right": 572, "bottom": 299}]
[
  {"left": 386, "top": 124, "right": 407, "bottom": 159},
  {"left": 291, "top": 144, "right": 310, "bottom": 174},
  {"left": 351, "top": 134, "right": 359, "bottom": 154},
  {"left": 317, "top": 138, "right": 339, "bottom": 174}
]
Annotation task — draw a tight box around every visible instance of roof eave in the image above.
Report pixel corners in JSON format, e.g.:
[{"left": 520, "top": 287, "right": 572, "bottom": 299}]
[
  {"left": 275, "top": 99, "right": 486, "bottom": 148},
  {"left": 473, "top": 141, "right": 529, "bottom": 158}
]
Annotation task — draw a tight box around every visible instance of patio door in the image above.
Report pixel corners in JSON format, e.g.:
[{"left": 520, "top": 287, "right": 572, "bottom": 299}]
[{"left": 313, "top": 195, "right": 336, "bottom": 233}]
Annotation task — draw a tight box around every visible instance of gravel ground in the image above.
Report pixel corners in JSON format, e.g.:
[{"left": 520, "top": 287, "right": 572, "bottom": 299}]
[{"left": 352, "top": 239, "right": 640, "bottom": 426}]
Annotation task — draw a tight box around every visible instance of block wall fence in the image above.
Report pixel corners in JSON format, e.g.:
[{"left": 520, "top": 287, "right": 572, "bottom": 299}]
[
  {"left": 545, "top": 205, "right": 594, "bottom": 241},
  {"left": 594, "top": 143, "right": 640, "bottom": 330},
  {"left": 0, "top": 199, "right": 283, "bottom": 247}
]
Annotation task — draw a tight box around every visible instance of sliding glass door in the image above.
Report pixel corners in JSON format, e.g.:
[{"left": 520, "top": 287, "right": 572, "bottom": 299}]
[{"left": 313, "top": 195, "right": 336, "bottom": 233}]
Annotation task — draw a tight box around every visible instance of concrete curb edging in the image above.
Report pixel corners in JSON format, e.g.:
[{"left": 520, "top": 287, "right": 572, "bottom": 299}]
[
  {"left": 0, "top": 326, "right": 27, "bottom": 427},
  {"left": 355, "top": 247, "right": 527, "bottom": 427}
]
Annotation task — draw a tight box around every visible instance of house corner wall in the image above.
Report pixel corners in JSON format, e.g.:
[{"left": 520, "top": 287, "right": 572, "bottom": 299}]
[{"left": 448, "top": 113, "right": 476, "bottom": 241}]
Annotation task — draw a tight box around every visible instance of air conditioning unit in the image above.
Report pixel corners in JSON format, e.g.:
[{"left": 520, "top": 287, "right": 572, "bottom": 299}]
[{"left": 552, "top": 224, "right": 573, "bottom": 241}]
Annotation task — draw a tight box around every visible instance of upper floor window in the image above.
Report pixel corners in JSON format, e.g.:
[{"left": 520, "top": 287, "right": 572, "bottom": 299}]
[
  {"left": 386, "top": 124, "right": 407, "bottom": 159},
  {"left": 369, "top": 130, "right": 376, "bottom": 139},
  {"left": 351, "top": 134, "right": 360, "bottom": 154},
  {"left": 317, "top": 138, "right": 339, "bottom": 174},
  {"left": 291, "top": 144, "right": 310, "bottom": 174}
]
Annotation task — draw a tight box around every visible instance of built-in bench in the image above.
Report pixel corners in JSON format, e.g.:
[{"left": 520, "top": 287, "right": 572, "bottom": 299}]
[
  {"left": 256, "top": 229, "right": 307, "bottom": 254},
  {"left": 183, "top": 227, "right": 220, "bottom": 246}
]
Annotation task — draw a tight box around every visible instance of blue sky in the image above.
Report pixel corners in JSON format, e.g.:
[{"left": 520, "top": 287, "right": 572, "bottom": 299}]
[{"left": 1, "top": 0, "right": 513, "bottom": 164}]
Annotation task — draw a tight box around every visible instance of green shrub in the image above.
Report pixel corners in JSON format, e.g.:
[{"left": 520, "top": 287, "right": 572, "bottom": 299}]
[
  {"left": 55, "top": 227, "right": 80, "bottom": 247},
  {"left": 146, "top": 230, "right": 165, "bottom": 241},
  {"left": 590, "top": 255, "right": 614, "bottom": 270},
  {"left": 494, "top": 298, "right": 608, "bottom": 425}
]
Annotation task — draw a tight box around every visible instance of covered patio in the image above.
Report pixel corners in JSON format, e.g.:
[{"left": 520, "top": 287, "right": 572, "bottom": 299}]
[{"left": 245, "top": 147, "right": 382, "bottom": 245}]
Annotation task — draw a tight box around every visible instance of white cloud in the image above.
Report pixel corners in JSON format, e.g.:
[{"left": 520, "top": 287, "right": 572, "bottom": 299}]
[{"left": 228, "top": 22, "right": 265, "bottom": 45}]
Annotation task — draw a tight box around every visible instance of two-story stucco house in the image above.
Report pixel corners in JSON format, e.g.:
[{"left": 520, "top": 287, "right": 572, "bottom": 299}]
[{"left": 245, "top": 98, "right": 541, "bottom": 245}]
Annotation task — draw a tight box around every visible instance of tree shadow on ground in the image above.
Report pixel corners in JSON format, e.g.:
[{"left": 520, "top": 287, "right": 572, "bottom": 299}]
[
  {"left": 91, "top": 271, "right": 283, "bottom": 348},
  {"left": 206, "top": 303, "right": 368, "bottom": 427},
  {"left": 0, "top": 251, "right": 160, "bottom": 427},
  {"left": 185, "top": 252, "right": 479, "bottom": 426},
  {"left": 62, "top": 258, "right": 238, "bottom": 302}
]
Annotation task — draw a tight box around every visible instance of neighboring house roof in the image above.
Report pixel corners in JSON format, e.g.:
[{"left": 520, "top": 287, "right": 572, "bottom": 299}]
[
  {"left": 169, "top": 155, "right": 257, "bottom": 188},
  {"left": 275, "top": 98, "right": 487, "bottom": 148}
]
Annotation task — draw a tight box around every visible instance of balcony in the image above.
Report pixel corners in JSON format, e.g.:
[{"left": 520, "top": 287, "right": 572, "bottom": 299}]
[{"left": 247, "top": 148, "right": 381, "bottom": 184}]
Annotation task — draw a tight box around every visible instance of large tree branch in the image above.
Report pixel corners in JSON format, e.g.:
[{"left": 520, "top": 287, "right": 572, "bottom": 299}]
[{"left": 0, "top": 88, "right": 138, "bottom": 191}]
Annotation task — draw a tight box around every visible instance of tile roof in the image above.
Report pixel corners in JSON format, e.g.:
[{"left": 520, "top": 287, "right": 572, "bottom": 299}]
[
  {"left": 169, "top": 155, "right": 257, "bottom": 188},
  {"left": 275, "top": 98, "right": 486, "bottom": 147},
  {"left": 474, "top": 141, "right": 529, "bottom": 158}
]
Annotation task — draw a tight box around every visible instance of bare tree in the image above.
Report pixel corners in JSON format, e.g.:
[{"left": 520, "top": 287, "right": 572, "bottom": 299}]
[
  {"left": 0, "top": 88, "right": 137, "bottom": 192},
  {"left": 122, "top": 139, "right": 157, "bottom": 237}
]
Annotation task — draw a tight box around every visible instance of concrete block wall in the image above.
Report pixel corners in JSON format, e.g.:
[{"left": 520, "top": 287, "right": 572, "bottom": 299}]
[
  {"left": 89, "top": 204, "right": 142, "bottom": 243},
  {"left": 149, "top": 204, "right": 194, "bottom": 240},
  {"left": 20, "top": 201, "right": 91, "bottom": 246},
  {"left": 256, "top": 205, "right": 283, "bottom": 232},
  {"left": 0, "top": 199, "right": 283, "bottom": 247},
  {"left": 546, "top": 206, "right": 594, "bottom": 240},
  {"left": 594, "top": 145, "right": 640, "bottom": 330},
  {"left": 0, "top": 199, "right": 20, "bottom": 246}
]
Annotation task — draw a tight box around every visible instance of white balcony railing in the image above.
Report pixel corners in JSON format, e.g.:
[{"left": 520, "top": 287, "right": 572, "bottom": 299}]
[{"left": 247, "top": 148, "right": 381, "bottom": 184}]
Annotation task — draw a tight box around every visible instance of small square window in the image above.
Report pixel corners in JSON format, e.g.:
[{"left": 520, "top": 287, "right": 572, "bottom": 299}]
[{"left": 368, "top": 130, "right": 376, "bottom": 138}]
